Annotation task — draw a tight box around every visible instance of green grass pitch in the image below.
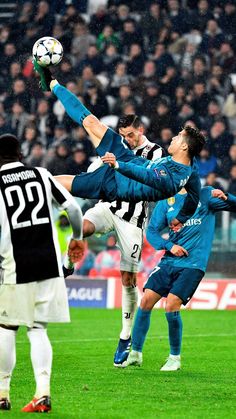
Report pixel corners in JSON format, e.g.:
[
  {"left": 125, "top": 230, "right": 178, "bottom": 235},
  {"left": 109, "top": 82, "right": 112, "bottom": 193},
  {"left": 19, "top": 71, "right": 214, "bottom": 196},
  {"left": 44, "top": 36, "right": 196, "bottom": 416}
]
[{"left": 6, "top": 308, "right": 236, "bottom": 418}]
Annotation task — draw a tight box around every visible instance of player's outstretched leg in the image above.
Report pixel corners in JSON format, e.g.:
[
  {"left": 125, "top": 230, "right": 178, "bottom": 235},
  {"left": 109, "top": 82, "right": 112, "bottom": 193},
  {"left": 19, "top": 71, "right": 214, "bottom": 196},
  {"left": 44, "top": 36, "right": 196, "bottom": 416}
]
[
  {"left": 0, "top": 326, "right": 17, "bottom": 411},
  {"left": 22, "top": 326, "right": 52, "bottom": 413}
]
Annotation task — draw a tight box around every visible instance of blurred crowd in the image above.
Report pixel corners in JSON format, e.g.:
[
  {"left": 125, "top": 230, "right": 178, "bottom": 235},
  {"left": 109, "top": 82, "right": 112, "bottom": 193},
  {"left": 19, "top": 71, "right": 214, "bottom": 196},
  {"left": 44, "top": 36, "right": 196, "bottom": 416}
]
[{"left": 1, "top": 0, "right": 236, "bottom": 192}]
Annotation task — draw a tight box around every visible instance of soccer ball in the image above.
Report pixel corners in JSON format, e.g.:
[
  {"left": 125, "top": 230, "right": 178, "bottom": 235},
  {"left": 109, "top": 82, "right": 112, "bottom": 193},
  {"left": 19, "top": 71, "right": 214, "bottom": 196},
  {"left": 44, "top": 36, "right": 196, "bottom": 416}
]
[{"left": 32, "top": 37, "right": 63, "bottom": 67}]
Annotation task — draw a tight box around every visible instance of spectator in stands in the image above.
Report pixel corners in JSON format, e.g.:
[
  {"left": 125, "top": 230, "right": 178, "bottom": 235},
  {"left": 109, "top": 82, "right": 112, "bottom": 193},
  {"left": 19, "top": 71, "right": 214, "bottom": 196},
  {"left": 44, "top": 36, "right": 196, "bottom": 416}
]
[
  {"left": 190, "top": 81, "right": 211, "bottom": 119},
  {"left": 97, "top": 25, "right": 120, "bottom": 52},
  {"left": 109, "top": 62, "right": 133, "bottom": 96},
  {"left": 159, "top": 66, "right": 180, "bottom": 98},
  {"left": 149, "top": 98, "right": 175, "bottom": 139},
  {"left": 74, "top": 241, "right": 95, "bottom": 276},
  {"left": 191, "top": 0, "right": 214, "bottom": 32},
  {"left": 208, "top": 120, "right": 233, "bottom": 160},
  {"left": 205, "top": 172, "right": 225, "bottom": 190},
  {"left": 46, "top": 142, "right": 71, "bottom": 175},
  {"left": 120, "top": 19, "right": 143, "bottom": 56},
  {"left": 71, "top": 126, "right": 95, "bottom": 158},
  {"left": 216, "top": 41, "right": 236, "bottom": 75},
  {"left": 76, "top": 44, "right": 104, "bottom": 75},
  {"left": 56, "top": 57, "right": 77, "bottom": 85},
  {"left": 77, "top": 65, "right": 102, "bottom": 95},
  {"left": 228, "top": 164, "right": 236, "bottom": 195},
  {"left": 197, "top": 146, "right": 218, "bottom": 179},
  {"left": 102, "top": 44, "right": 120, "bottom": 75},
  {"left": 93, "top": 234, "right": 120, "bottom": 274},
  {"left": 223, "top": 83, "right": 236, "bottom": 134},
  {"left": 142, "top": 82, "right": 160, "bottom": 116},
  {"left": 71, "top": 23, "right": 96, "bottom": 64},
  {"left": 113, "top": 84, "right": 139, "bottom": 116},
  {"left": 66, "top": 143, "right": 90, "bottom": 174},
  {"left": 199, "top": 19, "right": 224, "bottom": 56},
  {"left": 204, "top": 99, "right": 227, "bottom": 131},
  {"left": 140, "top": 2, "right": 164, "bottom": 52},
  {"left": 83, "top": 82, "right": 108, "bottom": 119},
  {"left": 4, "top": 78, "right": 31, "bottom": 113},
  {"left": 21, "top": 125, "right": 41, "bottom": 159},
  {"left": 126, "top": 43, "right": 146, "bottom": 78},
  {"left": 218, "top": 144, "right": 236, "bottom": 179},
  {"left": 151, "top": 42, "right": 175, "bottom": 78},
  {"left": 33, "top": 1, "right": 55, "bottom": 34},
  {"left": 89, "top": 5, "right": 110, "bottom": 37},
  {"left": 35, "top": 99, "right": 57, "bottom": 146},
  {"left": 157, "top": 127, "right": 173, "bottom": 153},
  {"left": 167, "top": 0, "right": 190, "bottom": 34},
  {"left": 25, "top": 141, "right": 46, "bottom": 167},
  {"left": 8, "top": 102, "right": 30, "bottom": 141}
]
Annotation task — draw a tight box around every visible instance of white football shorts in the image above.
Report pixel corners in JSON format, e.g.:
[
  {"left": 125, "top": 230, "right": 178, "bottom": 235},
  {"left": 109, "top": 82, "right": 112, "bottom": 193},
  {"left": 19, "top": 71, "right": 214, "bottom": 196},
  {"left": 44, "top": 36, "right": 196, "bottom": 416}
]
[
  {"left": 0, "top": 276, "right": 70, "bottom": 327},
  {"left": 84, "top": 203, "right": 143, "bottom": 272}
]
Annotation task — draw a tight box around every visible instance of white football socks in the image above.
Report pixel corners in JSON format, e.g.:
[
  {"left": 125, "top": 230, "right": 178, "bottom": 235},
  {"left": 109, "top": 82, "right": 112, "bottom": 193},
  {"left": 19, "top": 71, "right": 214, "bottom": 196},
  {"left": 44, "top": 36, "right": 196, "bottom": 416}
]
[
  {"left": 27, "top": 328, "right": 52, "bottom": 399},
  {"left": 120, "top": 285, "right": 138, "bottom": 340},
  {"left": 0, "top": 327, "right": 16, "bottom": 400}
]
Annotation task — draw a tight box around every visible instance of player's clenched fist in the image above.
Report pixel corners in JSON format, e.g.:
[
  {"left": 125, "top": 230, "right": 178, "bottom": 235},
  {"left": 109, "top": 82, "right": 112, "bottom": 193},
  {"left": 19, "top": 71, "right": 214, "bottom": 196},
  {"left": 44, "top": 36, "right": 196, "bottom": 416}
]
[
  {"left": 68, "top": 238, "right": 85, "bottom": 263},
  {"left": 101, "top": 152, "right": 117, "bottom": 168},
  {"left": 170, "top": 244, "right": 188, "bottom": 257}
]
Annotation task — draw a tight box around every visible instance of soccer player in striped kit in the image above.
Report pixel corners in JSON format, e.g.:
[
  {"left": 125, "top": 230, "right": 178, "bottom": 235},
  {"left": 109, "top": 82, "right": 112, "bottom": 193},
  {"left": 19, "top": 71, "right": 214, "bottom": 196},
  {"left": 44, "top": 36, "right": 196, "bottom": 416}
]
[
  {"left": 83, "top": 115, "right": 163, "bottom": 366},
  {"left": 0, "top": 134, "right": 84, "bottom": 412}
]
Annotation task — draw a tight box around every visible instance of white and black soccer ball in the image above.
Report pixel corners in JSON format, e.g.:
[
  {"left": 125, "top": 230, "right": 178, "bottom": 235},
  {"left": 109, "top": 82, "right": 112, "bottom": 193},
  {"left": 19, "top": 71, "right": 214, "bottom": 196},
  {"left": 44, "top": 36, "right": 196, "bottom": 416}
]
[{"left": 32, "top": 36, "right": 63, "bottom": 67}]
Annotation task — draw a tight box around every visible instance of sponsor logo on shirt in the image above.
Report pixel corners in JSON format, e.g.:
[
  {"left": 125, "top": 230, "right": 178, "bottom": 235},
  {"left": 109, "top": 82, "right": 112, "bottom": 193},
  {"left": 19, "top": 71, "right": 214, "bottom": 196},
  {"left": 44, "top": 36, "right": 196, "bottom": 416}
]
[{"left": 183, "top": 218, "right": 202, "bottom": 227}]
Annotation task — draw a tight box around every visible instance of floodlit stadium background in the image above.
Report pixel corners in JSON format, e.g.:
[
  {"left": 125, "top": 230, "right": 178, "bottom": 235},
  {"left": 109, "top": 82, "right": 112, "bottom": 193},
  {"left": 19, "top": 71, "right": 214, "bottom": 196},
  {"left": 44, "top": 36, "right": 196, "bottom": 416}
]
[{"left": 1, "top": 0, "right": 236, "bottom": 308}]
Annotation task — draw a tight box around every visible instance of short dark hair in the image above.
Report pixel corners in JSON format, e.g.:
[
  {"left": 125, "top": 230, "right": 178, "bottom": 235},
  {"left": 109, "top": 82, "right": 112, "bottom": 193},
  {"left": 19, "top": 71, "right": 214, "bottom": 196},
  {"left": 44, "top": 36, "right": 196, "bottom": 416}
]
[
  {"left": 117, "top": 114, "right": 141, "bottom": 130},
  {"left": 183, "top": 125, "right": 206, "bottom": 159},
  {"left": 0, "top": 134, "right": 21, "bottom": 160}
]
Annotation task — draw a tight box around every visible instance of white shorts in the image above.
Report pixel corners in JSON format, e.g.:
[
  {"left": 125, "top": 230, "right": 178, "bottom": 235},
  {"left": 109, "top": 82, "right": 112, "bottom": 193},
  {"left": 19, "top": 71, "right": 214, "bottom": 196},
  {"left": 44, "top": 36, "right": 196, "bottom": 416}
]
[
  {"left": 84, "top": 203, "right": 143, "bottom": 272},
  {"left": 0, "top": 276, "right": 70, "bottom": 328}
]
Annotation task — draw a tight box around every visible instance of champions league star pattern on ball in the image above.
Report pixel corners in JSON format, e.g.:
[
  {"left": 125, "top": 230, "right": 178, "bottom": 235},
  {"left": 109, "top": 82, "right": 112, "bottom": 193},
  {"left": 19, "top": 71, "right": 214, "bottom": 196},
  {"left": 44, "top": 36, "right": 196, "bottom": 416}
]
[{"left": 32, "top": 37, "right": 63, "bottom": 67}]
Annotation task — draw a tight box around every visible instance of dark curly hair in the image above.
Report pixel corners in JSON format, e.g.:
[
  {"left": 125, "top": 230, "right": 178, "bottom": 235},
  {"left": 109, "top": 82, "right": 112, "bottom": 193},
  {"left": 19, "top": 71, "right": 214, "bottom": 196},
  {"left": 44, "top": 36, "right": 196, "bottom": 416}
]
[{"left": 183, "top": 125, "right": 206, "bottom": 159}]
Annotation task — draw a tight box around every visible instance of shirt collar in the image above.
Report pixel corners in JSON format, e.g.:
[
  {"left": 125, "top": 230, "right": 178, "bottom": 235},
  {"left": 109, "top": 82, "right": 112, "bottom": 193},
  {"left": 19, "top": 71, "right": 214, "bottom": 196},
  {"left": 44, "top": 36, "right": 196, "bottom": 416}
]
[{"left": 1, "top": 162, "right": 24, "bottom": 171}]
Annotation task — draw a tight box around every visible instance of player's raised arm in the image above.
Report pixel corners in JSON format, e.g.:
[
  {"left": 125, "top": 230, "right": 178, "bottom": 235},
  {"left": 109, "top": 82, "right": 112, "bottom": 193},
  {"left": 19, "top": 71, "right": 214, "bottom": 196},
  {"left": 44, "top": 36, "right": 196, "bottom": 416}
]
[
  {"left": 47, "top": 172, "right": 85, "bottom": 264},
  {"left": 208, "top": 187, "right": 236, "bottom": 212}
]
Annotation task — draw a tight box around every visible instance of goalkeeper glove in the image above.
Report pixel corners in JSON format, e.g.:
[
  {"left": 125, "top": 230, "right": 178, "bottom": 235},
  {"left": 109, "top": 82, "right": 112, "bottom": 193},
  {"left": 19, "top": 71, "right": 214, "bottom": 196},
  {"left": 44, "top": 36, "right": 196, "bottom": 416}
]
[
  {"left": 63, "top": 265, "right": 74, "bottom": 278},
  {"left": 33, "top": 59, "right": 53, "bottom": 92}
]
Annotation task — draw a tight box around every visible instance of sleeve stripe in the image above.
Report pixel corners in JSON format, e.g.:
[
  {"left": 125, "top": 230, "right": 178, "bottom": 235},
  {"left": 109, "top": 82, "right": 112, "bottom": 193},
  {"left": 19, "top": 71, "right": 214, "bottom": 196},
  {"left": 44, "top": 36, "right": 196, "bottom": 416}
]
[{"left": 49, "top": 177, "right": 68, "bottom": 205}]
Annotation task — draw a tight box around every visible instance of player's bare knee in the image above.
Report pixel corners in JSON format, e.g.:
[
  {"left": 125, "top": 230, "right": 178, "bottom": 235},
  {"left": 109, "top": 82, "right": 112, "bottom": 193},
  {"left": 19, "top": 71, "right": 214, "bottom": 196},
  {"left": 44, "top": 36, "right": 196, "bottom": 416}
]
[
  {"left": 165, "top": 294, "right": 182, "bottom": 312},
  {"left": 121, "top": 271, "right": 136, "bottom": 287},
  {"left": 140, "top": 295, "right": 153, "bottom": 311},
  {"left": 83, "top": 114, "right": 99, "bottom": 130},
  {"left": 83, "top": 219, "right": 95, "bottom": 237}
]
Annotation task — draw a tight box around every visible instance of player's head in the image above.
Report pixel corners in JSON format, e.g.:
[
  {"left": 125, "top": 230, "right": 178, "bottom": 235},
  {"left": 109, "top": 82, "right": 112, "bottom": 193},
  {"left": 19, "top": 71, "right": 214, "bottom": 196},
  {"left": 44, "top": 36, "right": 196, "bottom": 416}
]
[
  {"left": 0, "top": 133, "right": 21, "bottom": 165},
  {"left": 168, "top": 125, "right": 206, "bottom": 159},
  {"left": 117, "top": 115, "right": 144, "bottom": 149}
]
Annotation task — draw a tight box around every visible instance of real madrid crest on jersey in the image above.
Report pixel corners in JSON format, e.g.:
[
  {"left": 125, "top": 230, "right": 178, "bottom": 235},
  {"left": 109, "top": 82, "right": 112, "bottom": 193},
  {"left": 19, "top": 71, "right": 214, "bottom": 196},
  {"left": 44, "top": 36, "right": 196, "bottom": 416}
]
[{"left": 167, "top": 197, "right": 175, "bottom": 206}]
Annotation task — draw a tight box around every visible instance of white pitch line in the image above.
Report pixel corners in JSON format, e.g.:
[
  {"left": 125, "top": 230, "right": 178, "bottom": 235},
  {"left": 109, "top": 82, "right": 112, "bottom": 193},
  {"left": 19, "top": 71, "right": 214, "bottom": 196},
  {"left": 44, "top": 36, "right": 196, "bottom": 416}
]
[{"left": 16, "top": 333, "right": 236, "bottom": 345}]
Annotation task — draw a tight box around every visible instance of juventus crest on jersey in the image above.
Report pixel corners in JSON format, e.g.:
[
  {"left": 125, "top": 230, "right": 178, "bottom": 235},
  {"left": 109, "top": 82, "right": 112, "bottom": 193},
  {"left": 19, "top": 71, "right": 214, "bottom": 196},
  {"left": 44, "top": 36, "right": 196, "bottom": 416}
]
[
  {"left": 108, "top": 137, "right": 163, "bottom": 228},
  {"left": 0, "top": 162, "right": 71, "bottom": 285}
]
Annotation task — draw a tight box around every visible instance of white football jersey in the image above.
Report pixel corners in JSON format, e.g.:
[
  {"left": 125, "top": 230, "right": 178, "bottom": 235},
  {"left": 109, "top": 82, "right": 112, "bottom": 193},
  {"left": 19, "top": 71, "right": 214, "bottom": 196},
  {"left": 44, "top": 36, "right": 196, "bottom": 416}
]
[{"left": 0, "top": 162, "right": 76, "bottom": 284}]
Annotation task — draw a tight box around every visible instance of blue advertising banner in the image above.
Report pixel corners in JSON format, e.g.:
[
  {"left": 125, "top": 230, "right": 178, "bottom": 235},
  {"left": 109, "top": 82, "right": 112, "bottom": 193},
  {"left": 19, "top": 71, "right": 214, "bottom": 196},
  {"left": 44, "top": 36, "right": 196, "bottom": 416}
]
[{"left": 66, "top": 278, "right": 108, "bottom": 308}]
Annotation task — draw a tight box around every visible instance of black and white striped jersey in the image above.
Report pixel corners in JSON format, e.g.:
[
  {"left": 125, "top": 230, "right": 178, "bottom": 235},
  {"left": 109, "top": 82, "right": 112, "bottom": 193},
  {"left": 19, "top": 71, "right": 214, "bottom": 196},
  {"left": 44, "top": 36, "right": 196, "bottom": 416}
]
[
  {"left": 107, "top": 137, "right": 163, "bottom": 228},
  {"left": 0, "top": 162, "right": 79, "bottom": 285}
]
